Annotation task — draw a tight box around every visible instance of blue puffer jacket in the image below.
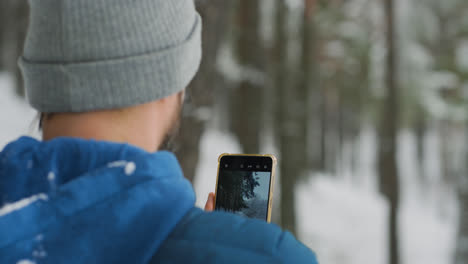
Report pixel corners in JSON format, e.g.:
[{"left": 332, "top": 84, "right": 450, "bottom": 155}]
[{"left": 0, "top": 137, "right": 318, "bottom": 264}]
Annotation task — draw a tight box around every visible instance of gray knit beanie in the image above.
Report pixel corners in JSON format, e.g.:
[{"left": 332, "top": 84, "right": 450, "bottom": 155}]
[{"left": 19, "top": 0, "right": 202, "bottom": 113}]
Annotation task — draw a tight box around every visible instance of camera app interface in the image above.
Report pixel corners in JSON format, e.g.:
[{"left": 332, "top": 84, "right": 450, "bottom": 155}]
[{"left": 216, "top": 156, "right": 272, "bottom": 221}]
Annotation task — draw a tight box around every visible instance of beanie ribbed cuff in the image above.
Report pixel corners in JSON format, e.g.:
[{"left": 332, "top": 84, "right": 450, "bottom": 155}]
[{"left": 19, "top": 14, "right": 202, "bottom": 113}]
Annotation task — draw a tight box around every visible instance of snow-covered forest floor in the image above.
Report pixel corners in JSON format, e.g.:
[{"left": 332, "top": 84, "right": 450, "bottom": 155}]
[{"left": 0, "top": 73, "right": 458, "bottom": 264}]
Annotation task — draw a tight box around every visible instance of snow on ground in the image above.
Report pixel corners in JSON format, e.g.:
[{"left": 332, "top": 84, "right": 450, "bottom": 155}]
[
  {"left": 397, "top": 129, "right": 458, "bottom": 264},
  {"left": 400, "top": 200, "right": 457, "bottom": 264},
  {"left": 0, "top": 73, "right": 37, "bottom": 149},
  {"left": 296, "top": 175, "right": 387, "bottom": 264},
  {"left": 296, "top": 174, "right": 456, "bottom": 264}
]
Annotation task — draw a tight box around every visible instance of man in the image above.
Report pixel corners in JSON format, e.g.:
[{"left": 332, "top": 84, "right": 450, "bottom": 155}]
[{"left": 0, "top": 0, "right": 318, "bottom": 263}]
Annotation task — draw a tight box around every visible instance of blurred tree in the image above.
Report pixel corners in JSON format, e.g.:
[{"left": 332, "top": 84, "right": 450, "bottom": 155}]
[
  {"left": 459, "top": 159, "right": 468, "bottom": 264},
  {"left": 175, "top": 0, "right": 233, "bottom": 182},
  {"left": 414, "top": 104, "right": 428, "bottom": 188},
  {"left": 316, "top": 3, "right": 344, "bottom": 174},
  {"left": 0, "top": 1, "right": 5, "bottom": 70},
  {"left": 229, "top": 0, "right": 264, "bottom": 154},
  {"left": 378, "top": 0, "right": 400, "bottom": 264},
  {"left": 312, "top": 0, "right": 375, "bottom": 177},
  {"left": 272, "top": 0, "right": 298, "bottom": 235},
  {"left": 409, "top": 1, "right": 468, "bottom": 261},
  {"left": 0, "top": 0, "right": 28, "bottom": 96},
  {"left": 302, "top": 0, "right": 322, "bottom": 172},
  {"left": 273, "top": 0, "right": 316, "bottom": 236}
]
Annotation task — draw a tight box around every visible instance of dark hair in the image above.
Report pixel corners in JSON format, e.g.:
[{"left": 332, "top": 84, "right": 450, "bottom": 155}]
[
  {"left": 39, "top": 113, "right": 54, "bottom": 130},
  {"left": 39, "top": 113, "right": 44, "bottom": 130}
]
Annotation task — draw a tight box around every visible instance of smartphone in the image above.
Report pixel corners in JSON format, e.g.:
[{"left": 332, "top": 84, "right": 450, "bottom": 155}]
[{"left": 214, "top": 154, "right": 276, "bottom": 222}]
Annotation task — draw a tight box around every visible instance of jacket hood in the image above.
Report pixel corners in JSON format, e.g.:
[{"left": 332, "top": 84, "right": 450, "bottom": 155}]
[{"left": 0, "top": 136, "right": 195, "bottom": 263}]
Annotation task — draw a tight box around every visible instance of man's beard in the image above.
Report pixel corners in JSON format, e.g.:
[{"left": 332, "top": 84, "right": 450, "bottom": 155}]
[
  {"left": 158, "top": 117, "right": 181, "bottom": 152},
  {"left": 158, "top": 94, "right": 184, "bottom": 152}
]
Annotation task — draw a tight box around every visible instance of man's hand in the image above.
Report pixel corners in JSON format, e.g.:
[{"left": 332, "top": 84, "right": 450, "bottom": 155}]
[{"left": 204, "top": 192, "right": 215, "bottom": 211}]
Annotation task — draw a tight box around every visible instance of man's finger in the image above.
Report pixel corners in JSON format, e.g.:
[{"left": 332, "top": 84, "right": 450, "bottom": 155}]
[{"left": 204, "top": 192, "right": 215, "bottom": 211}]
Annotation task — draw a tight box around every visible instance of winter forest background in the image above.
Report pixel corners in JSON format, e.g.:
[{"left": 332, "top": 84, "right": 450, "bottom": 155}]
[{"left": 1, "top": 0, "right": 467, "bottom": 263}]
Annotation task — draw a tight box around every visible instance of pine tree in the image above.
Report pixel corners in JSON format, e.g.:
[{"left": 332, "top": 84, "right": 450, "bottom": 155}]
[{"left": 378, "top": 0, "right": 401, "bottom": 263}]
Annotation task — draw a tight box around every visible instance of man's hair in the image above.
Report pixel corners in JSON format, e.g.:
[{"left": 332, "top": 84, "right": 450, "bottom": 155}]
[{"left": 38, "top": 113, "right": 52, "bottom": 130}]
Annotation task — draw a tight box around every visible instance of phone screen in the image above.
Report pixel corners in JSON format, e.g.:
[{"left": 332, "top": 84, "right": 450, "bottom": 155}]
[{"left": 215, "top": 155, "right": 273, "bottom": 221}]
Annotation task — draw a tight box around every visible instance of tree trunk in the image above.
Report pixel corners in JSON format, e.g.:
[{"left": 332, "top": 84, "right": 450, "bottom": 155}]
[
  {"left": 14, "top": 1, "right": 29, "bottom": 96},
  {"left": 272, "top": 0, "right": 298, "bottom": 235},
  {"left": 273, "top": 0, "right": 316, "bottom": 236},
  {"left": 455, "top": 122, "right": 468, "bottom": 263},
  {"left": 379, "top": 0, "right": 400, "bottom": 264},
  {"left": 229, "top": 0, "right": 264, "bottom": 154},
  {"left": 0, "top": 0, "right": 6, "bottom": 70},
  {"left": 414, "top": 107, "right": 426, "bottom": 192},
  {"left": 1, "top": 0, "right": 28, "bottom": 96},
  {"left": 175, "top": 0, "right": 232, "bottom": 183},
  {"left": 320, "top": 85, "right": 327, "bottom": 171},
  {"left": 303, "top": 0, "right": 321, "bottom": 172},
  {"left": 456, "top": 181, "right": 468, "bottom": 264}
]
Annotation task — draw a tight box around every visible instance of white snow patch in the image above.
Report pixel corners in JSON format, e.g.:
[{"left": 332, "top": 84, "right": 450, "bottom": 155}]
[
  {"left": 325, "top": 40, "right": 346, "bottom": 59},
  {"left": 425, "top": 71, "right": 459, "bottom": 91},
  {"left": 124, "top": 162, "right": 136, "bottom": 176},
  {"left": 285, "top": 0, "right": 303, "bottom": 9},
  {"left": 456, "top": 39, "right": 468, "bottom": 71},
  {"left": 17, "top": 260, "right": 35, "bottom": 264},
  {"left": 193, "top": 107, "right": 213, "bottom": 122},
  {"left": 296, "top": 175, "right": 387, "bottom": 264},
  {"left": 400, "top": 201, "right": 457, "bottom": 264},
  {"left": 0, "top": 194, "right": 48, "bottom": 217},
  {"left": 216, "top": 43, "right": 265, "bottom": 86}
]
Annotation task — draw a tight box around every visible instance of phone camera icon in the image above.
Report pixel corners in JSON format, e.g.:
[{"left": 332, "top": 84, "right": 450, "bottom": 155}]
[{"left": 224, "top": 164, "right": 228, "bottom": 168}]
